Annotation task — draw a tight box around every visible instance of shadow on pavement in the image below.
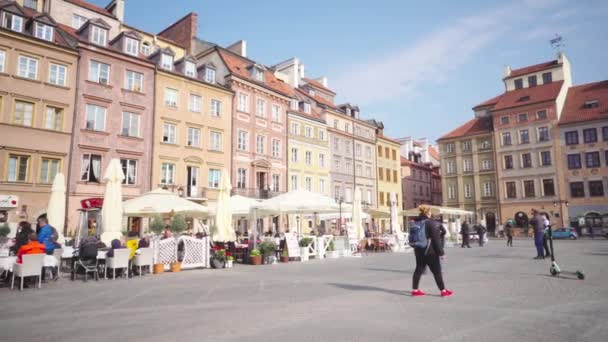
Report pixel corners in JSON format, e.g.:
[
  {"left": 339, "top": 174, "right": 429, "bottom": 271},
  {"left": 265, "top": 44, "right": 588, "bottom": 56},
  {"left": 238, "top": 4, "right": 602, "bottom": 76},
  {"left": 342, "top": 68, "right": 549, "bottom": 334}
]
[
  {"left": 327, "top": 282, "right": 408, "bottom": 296},
  {"left": 362, "top": 268, "right": 412, "bottom": 275}
]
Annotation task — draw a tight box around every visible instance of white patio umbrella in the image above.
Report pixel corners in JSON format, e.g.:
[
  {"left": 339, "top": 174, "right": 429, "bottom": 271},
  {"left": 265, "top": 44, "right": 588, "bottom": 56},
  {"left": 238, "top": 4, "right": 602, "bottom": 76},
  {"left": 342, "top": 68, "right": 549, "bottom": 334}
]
[
  {"left": 352, "top": 187, "right": 365, "bottom": 240},
  {"left": 389, "top": 192, "right": 400, "bottom": 234},
  {"left": 100, "top": 159, "right": 125, "bottom": 245},
  {"left": 122, "top": 188, "right": 209, "bottom": 217},
  {"left": 254, "top": 190, "right": 340, "bottom": 216},
  {"left": 46, "top": 172, "right": 66, "bottom": 243},
  {"left": 207, "top": 195, "right": 264, "bottom": 216},
  {"left": 212, "top": 169, "right": 235, "bottom": 242}
]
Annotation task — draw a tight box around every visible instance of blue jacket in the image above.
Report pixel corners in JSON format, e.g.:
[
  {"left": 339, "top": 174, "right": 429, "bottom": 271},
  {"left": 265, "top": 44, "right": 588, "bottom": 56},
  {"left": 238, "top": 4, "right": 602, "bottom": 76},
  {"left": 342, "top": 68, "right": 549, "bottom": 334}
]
[{"left": 38, "top": 224, "right": 56, "bottom": 253}]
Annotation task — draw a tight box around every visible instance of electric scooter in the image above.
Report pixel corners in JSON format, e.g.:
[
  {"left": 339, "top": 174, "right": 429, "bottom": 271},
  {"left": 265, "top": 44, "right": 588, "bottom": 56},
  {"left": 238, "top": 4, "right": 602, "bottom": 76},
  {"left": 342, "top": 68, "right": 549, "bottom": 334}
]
[{"left": 548, "top": 227, "right": 585, "bottom": 280}]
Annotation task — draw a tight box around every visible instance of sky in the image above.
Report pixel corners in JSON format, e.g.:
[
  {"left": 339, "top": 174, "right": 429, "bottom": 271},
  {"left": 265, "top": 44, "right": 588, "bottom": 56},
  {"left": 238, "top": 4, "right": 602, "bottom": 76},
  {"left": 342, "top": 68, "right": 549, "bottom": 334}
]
[{"left": 92, "top": 0, "right": 608, "bottom": 143}]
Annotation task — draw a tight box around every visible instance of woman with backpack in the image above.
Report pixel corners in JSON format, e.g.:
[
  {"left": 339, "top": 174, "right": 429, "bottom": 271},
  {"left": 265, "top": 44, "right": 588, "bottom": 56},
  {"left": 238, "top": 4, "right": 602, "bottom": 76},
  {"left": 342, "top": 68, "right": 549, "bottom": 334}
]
[{"left": 410, "top": 206, "right": 453, "bottom": 297}]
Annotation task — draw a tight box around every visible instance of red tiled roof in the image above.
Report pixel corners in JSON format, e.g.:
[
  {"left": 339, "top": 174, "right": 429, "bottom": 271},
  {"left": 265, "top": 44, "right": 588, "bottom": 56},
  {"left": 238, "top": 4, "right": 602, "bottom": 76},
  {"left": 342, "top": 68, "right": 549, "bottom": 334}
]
[
  {"left": 295, "top": 88, "right": 337, "bottom": 110},
  {"left": 507, "top": 60, "right": 559, "bottom": 78},
  {"left": 560, "top": 80, "right": 608, "bottom": 125},
  {"left": 400, "top": 157, "right": 432, "bottom": 170},
  {"left": 428, "top": 145, "right": 440, "bottom": 161},
  {"left": 64, "top": 0, "right": 115, "bottom": 18},
  {"left": 217, "top": 49, "right": 293, "bottom": 97},
  {"left": 473, "top": 94, "right": 504, "bottom": 109},
  {"left": 302, "top": 77, "right": 336, "bottom": 95},
  {"left": 437, "top": 116, "right": 492, "bottom": 141},
  {"left": 378, "top": 134, "right": 401, "bottom": 145},
  {"left": 493, "top": 81, "right": 563, "bottom": 111},
  {"left": 57, "top": 23, "right": 78, "bottom": 39}
]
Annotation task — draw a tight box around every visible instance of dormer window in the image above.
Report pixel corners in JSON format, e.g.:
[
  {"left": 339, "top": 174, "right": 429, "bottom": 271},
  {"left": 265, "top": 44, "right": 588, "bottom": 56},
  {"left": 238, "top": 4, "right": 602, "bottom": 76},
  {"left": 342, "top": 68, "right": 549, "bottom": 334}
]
[
  {"left": 141, "top": 42, "right": 151, "bottom": 56},
  {"left": 514, "top": 78, "right": 523, "bottom": 89},
  {"left": 184, "top": 61, "right": 196, "bottom": 78},
  {"left": 91, "top": 25, "right": 108, "bottom": 46},
  {"left": 205, "top": 67, "right": 216, "bottom": 83},
  {"left": 290, "top": 99, "right": 298, "bottom": 110},
  {"left": 124, "top": 37, "right": 139, "bottom": 56},
  {"left": 71, "top": 14, "right": 87, "bottom": 29},
  {"left": 34, "top": 23, "right": 53, "bottom": 42},
  {"left": 345, "top": 108, "right": 351, "bottom": 116},
  {"left": 253, "top": 67, "right": 264, "bottom": 82},
  {"left": 24, "top": 0, "right": 38, "bottom": 10},
  {"left": 303, "top": 103, "right": 311, "bottom": 114},
  {"left": 583, "top": 100, "right": 599, "bottom": 109},
  {"left": 161, "top": 54, "right": 173, "bottom": 70},
  {"left": 309, "top": 89, "right": 316, "bottom": 96},
  {"left": 2, "top": 12, "right": 23, "bottom": 32}
]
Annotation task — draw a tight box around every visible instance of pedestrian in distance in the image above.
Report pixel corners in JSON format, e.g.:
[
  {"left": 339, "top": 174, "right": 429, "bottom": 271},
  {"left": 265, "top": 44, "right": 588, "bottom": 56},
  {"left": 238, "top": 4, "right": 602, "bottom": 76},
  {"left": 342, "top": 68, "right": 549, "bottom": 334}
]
[
  {"left": 476, "top": 224, "right": 486, "bottom": 247},
  {"left": 461, "top": 221, "right": 471, "bottom": 248},
  {"left": 530, "top": 209, "right": 545, "bottom": 259},
  {"left": 409, "top": 205, "right": 453, "bottom": 298},
  {"left": 588, "top": 224, "right": 594, "bottom": 239},
  {"left": 542, "top": 213, "right": 551, "bottom": 258},
  {"left": 505, "top": 220, "right": 514, "bottom": 247}
]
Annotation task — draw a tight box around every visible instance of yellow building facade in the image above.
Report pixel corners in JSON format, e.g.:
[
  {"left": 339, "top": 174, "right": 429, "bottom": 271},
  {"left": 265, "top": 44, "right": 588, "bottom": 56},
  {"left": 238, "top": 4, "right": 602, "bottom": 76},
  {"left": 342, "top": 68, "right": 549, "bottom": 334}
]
[{"left": 375, "top": 135, "right": 403, "bottom": 232}]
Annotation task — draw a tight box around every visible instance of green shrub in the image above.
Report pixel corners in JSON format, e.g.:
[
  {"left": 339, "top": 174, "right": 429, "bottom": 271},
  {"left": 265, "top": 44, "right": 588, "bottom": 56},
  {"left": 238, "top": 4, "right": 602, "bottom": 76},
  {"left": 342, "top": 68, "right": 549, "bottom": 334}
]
[
  {"left": 0, "top": 223, "right": 10, "bottom": 237},
  {"left": 250, "top": 249, "right": 261, "bottom": 257},
  {"left": 259, "top": 240, "right": 277, "bottom": 256},
  {"left": 171, "top": 214, "right": 187, "bottom": 234},
  {"left": 299, "top": 237, "right": 313, "bottom": 247},
  {"left": 327, "top": 240, "right": 335, "bottom": 251},
  {"left": 149, "top": 214, "right": 165, "bottom": 235}
]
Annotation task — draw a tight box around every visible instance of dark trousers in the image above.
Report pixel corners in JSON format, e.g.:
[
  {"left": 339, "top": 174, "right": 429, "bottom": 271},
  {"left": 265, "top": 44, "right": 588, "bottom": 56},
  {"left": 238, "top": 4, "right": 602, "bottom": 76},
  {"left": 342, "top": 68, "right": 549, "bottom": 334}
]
[
  {"left": 543, "top": 235, "right": 550, "bottom": 257},
  {"left": 412, "top": 248, "right": 445, "bottom": 291},
  {"left": 534, "top": 232, "right": 544, "bottom": 257},
  {"left": 507, "top": 235, "right": 513, "bottom": 247},
  {"left": 461, "top": 235, "right": 470, "bottom": 248}
]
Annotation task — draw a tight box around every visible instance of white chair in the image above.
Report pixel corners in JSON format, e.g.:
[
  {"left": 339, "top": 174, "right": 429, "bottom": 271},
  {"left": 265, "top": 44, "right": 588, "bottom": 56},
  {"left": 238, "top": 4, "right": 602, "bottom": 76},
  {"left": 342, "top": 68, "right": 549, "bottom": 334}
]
[
  {"left": 133, "top": 248, "right": 153, "bottom": 276},
  {"left": 105, "top": 249, "right": 130, "bottom": 280},
  {"left": 49, "top": 248, "right": 63, "bottom": 279},
  {"left": 12, "top": 254, "right": 45, "bottom": 291}
]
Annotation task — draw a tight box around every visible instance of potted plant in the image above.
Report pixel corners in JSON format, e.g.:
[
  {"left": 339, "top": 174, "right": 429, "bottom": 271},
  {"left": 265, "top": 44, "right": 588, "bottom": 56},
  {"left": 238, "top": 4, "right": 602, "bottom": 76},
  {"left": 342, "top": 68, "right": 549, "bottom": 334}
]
[
  {"left": 299, "top": 237, "right": 313, "bottom": 262},
  {"left": 259, "top": 240, "right": 277, "bottom": 264},
  {"left": 211, "top": 246, "right": 226, "bottom": 269},
  {"left": 280, "top": 249, "right": 290, "bottom": 263},
  {"left": 326, "top": 240, "right": 339, "bottom": 258},
  {"left": 0, "top": 223, "right": 10, "bottom": 238},
  {"left": 226, "top": 255, "right": 234, "bottom": 268},
  {"left": 170, "top": 214, "right": 187, "bottom": 272},
  {"left": 250, "top": 249, "right": 262, "bottom": 265}
]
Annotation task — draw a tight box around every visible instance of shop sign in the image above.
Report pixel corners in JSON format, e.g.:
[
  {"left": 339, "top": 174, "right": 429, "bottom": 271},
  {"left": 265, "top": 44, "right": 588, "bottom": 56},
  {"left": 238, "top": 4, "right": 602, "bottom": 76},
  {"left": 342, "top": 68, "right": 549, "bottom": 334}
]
[
  {"left": 81, "top": 198, "right": 104, "bottom": 209},
  {"left": 0, "top": 195, "right": 19, "bottom": 208}
]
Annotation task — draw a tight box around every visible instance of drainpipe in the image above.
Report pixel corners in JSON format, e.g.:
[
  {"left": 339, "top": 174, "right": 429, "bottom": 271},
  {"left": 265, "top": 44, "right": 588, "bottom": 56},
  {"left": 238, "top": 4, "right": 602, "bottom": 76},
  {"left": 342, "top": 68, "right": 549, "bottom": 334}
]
[
  {"left": 150, "top": 67, "right": 157, "bottom": 192},
  {"left": 64, "top": 48, "right": 81, "bottom": 238}
]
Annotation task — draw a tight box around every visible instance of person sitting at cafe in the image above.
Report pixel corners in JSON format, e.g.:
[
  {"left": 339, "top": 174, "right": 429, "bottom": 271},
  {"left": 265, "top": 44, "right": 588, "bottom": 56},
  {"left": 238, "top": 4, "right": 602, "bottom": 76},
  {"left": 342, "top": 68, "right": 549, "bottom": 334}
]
[
  {"left": 11, "top": 221, "right": 34, "bottom": 255},
  {"left": 17, "top": 233, "right": 46, "bottom": 264},
  {"left": 162, "top": 226, "right": 172, "bottom": 239},
  {"left": 37, "top": 216, "right": 57, "bottom": 255},
  {"left": 125, "top": 231, "right": 139, "bottom": 260},
  {"left": 106, "top": 239, "right": 124, "bottom": 258},
  {"left": 138, "top": 235, "right": 150, "bottom": 248}
]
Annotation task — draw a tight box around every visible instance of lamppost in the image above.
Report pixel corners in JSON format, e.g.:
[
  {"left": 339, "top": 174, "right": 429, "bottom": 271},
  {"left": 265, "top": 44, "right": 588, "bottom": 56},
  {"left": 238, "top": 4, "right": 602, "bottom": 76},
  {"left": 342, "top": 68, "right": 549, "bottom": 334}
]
[
  {"left": 335, "top": 196, "right": 344, "bottom": 235},
  {"left": 553, "top": 200, "right": 569, "bottom": 227},
  {"left": 389, "top": 193, "right": 395, "bottom": 235},
  {"left": 296, "top": 215, "right": 301, "bottom": 237}
]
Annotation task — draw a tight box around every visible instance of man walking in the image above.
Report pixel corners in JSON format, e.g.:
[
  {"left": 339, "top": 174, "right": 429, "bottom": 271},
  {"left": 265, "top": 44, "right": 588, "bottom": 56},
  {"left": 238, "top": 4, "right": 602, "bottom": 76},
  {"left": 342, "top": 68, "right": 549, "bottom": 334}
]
[
  {"left": 476, "top": 224, "right": 486, "bottom": 247},
  {"left": 460, "top": 221, "right": 471, "bottom": 248},
  {"left": 530, "top": 209, "right": 545, "bottom": 259},
  {"left": 505, "top": 220, "right": 514, "bottom": 247}
]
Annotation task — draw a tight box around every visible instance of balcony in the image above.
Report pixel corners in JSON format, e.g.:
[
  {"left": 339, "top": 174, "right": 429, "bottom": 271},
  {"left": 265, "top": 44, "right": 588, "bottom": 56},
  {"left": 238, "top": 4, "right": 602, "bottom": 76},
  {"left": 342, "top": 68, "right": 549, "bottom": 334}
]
[{"left": 231, "top": 187, "right": 284, "bottom": 199}]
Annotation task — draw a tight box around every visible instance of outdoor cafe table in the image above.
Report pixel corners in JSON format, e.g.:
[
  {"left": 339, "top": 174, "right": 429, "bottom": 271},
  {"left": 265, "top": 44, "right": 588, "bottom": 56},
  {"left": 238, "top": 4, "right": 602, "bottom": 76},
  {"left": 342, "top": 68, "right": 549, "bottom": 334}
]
[{"left": 0, "top": 255, "right": 58, "bottom": 274}]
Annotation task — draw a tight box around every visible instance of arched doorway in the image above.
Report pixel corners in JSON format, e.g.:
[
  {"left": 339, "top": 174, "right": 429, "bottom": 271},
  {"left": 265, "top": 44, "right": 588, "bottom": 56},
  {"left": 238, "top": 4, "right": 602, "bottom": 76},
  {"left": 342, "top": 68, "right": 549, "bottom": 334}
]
[
  {"left": 514, "top": 212, "right": 528, "bottom": 228},
  {"left": 585, "top": 212, "right": 602, "bottom": 228},
  {"left": 485, "top": 212, "right": 496, "bottom": 233}
]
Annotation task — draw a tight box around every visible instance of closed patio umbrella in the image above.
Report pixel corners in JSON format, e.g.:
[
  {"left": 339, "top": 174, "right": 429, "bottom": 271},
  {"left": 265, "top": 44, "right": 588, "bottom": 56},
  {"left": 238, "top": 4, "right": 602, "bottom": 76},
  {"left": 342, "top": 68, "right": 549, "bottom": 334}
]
[
  {"left": 46, "top": 173, "right": 66, "bottom": 243},
  {"left": 100, "top": 159, "right": 125, "bottom": 245},
  {"left": 352, "top": 187, "right": 365, "bottom": 241},
  {"left": 212, "top": 169, "right": 235, "bottom": 242}
]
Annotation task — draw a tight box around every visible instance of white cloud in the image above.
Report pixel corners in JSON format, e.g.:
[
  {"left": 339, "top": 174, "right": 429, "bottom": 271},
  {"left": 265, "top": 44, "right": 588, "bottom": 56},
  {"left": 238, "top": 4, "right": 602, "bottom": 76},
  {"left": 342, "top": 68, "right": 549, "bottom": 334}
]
[{"left": 330, "top": 0, "right": 567, "bottom": 106}]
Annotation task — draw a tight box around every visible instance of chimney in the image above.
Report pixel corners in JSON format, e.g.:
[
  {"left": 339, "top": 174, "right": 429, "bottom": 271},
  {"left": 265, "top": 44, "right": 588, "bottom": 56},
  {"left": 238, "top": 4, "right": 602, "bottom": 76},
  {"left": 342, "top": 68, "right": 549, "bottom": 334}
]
[
  {"left": 226, "top": 40, "right": 247, "bottom": 57},
  {"left": 106, "top": 0, "right": 125, "bottom": 22},
  {"left": 503, "top": 65, "right": 512, "bottom": 78},
  {"left": 158, "top": 12, "right": 198, "bottom": 53},
  {"left": 315, "top": 76, "right": 328, "bottom": 88}
]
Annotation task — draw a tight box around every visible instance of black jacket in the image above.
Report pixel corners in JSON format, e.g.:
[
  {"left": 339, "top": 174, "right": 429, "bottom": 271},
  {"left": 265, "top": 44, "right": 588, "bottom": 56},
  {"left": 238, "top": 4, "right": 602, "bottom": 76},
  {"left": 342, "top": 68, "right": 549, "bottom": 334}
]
[{"left": 416, "top": 216, "right": 445, "bottom": 257}]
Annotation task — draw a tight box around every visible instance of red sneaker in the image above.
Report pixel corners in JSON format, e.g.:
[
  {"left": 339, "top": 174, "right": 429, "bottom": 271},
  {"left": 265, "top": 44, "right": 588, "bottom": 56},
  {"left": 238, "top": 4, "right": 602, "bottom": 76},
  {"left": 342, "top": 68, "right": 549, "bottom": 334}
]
[
  {"left": 411, "top": 289, "right": 425, "bottom": 297},
  {"left": 441, "top": 289, "right": 453, "bottom": 297}
]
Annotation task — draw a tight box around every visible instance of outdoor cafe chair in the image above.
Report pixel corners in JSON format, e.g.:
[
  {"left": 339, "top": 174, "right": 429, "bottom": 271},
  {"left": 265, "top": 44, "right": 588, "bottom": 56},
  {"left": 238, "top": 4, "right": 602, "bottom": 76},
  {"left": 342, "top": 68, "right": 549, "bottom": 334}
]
[
  {"left": 133, "top": 248, "right": 153, "bottom": 276},
  {"left": 105, "top": 249, "right": 130, "bottom": 280},
  {"left": 11, "top": 254, "right": 44, "bottom": 291}
]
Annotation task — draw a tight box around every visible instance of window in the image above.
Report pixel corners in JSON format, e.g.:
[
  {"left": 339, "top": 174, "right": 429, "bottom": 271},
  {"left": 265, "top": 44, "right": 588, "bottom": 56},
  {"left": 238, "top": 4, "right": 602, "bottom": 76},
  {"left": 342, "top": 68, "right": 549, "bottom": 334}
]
[
  {"left": 446, "top": 161, "right": 456, "bottom": 174},
  {"left": 446, "top": 143, "right": 455, "bottom": 153},
  {"left": 542, "top": 72, "right": 552, "bottom": 84},
  {"left": 378, "top": 167, "right": 383, "bottom": 181},
  {"left": 18, "top": 56, "right": 38, "bottom": 79},
  {"left": 160, "top": 163, "right": 175, "bottom": 184},
  {"left": 540, "top": 151, "right": 551, "bottom": 166},
  {"left": 480, "top": 140, "right": 491, "bottom": 149},
  {"left": 272, "top": 174, "right": 280, "bottom": 192},
  {"left": 290, "top": 175, "right": 298, "bottom": 190},
  {"left": 205, "top": 67, "right": 216, "bottom": 83},
  {"left": 184, "top": 61, "right": 196, "bottom": 78},
  {"left": 125, "top": 70, "right": 143, "bottom": 92},
  {"left": 85, "top": 104, "right": 106, "bottom": 131},
  {"left": 256, "top": 98, "right": 266, "bottom": 117},
  {"left": 211, "top": 100, "right": 221, "bottom": 117},
  {"left": 189, "top": 94, "right": 202, "bottom": 112},
  {"left": 538, "top": 127, "right": 549, "bottom": 142},
  {"left": 528, "top": 75, "right": 537, "bottom": 87},
  {"left": 504, "top": 155, "right": 514, "bottom": 170},
  {"left": 291, "top": 123, "right": 299, "bottom": 135},
  {"left": 317, "top": 153, "right": 325, "bottom": 168},
  {"left": 164, "top": 88, "right": 178, "bottom": 107},
  {"left": 333, "top": 137, "right": 340, "bottom": 151},
  {"left": 523, "top": 180, "right": 535, "bottom": 198},
  {"left": 565, "top": 131, "right": 579, "bottom": 145},
  {"left": 448, "top": 185, "right": 456, "bottom": 199},
  {"left": 210, "top": 131, "right": 222, "bottom": 151},
  {"left": 320, "top": 130, "right": 326, "bottom": 141},
  {"left": 393, "top": 170, "right": 398, "bottom": 182},
  {"left": 518, "top": 113, "right": 528, "bottom": 123},
  {"left": 90, "top": 25, "right": 108, "bottom": 46},
  {"left": 272, "top": 139, "right": 280, "bottom": 158},
  {"left": 187, "top": 127, "right": 200, "bottom": 147},
  {"left": 519, "top": 129, "right": 530, "bottom": 144},
  {"left": 463, "top": 159, "right": 473, "bottom": 172},
  {"left": 80, "top": 154, "right": 101, "bottom": 182},
  {"left": 256, "top": 135, "right": 265, "bottom": 154},
  {"left": 334, "top": 158, "right": 341, "bottom": 171},
  {"left": 500, "top": 116, "right": 509, "bottom": 125},
  {"left": 462, "top": 141, "right": 471, "bottom": 151},
  {"left": 344, "top": 188, "right": 353, "bottom": 202},
  {"left": 304, "top": 126, "right": 312, "bottom": 138},
  {"left": 254, "top": 68, "right": 264, "bottom": 82},
  {"left": 120, "top": 159, "right": 137, "bottom": 185},
  {"left": 583, "top": 128, "right": 597, "bottom": 143},
  {"left": 237, "top": 169, "right": 247, "bottom": 188},
  {"left": 589, "top": 181, "right": 604, "bottom": 197},
  {"left": 291, "top": 148, "right": 298, "bottom": 162},
  {"left": 8, "top": 154, "right": 29, "bottom": 182},
  {"left": 355, "top": 144, "right": 362, "bottom": 157},
  {"left": 379, "top": 191, "right": 385, "bottom": 206},
  {"left": 0, "top": 50, "right": 5, "bottom": 72},
  {"left": 567, "top": 154, "right": 581, "bottom": 169},
  {"left": 305, "top": 177, "right": 312, "bottom": 191},
  {"left": 367, "top": 166, "right": 372, "bottom": 178},
  {"left": 542, "top": 179, "right": 555, "bottom": 197},
  {"left": 44, "top": 64, "right": 67, "bottom": 89},
  {"left": 521, "top": 153, "right": 532, "bottom": 168},
  {"left": 160, "top": 54, "right": 173, "bottom": 70},
  {"left": 570, "top": 182, "right": 584, "bottom": 198},
  {"left": 14, "top": 101, "right": 34, "bottom": 126},
  {"left": 385, "top": 147, "right": 390, "bottom": 159},
  {"left": 71, "top": 14, "right": 87, "bottom": 29},
  {"left": 317, "top": 179, "right": 325, "bottom": 193},
  {"left": 271, "top": 105, "right": 281, "bottom": 122},
  {"left": 124, "top": 37, "right": 139, "bottom": 56},
  {"left": 89, "top": 61, "right": 110, "bottom": 84},
  {"left": 305, "top": 151, "right": 312, "bottom": 166},
  {"left": 584, "top": 100, "right": 599, "bottom": 109},
  {"left": 502, "top": 132, "right": 512, "bottom": 146},
  {"left": 506, "top": 181, "right": 517, "bottom": 199},
  {"left": 290, "top": 99, "right": 298, "bottom": 111},
  {"left": 141, "top": 42, "right": 151, "bottom": 56},
  {"left": 536, "top": 110, "right": 547, "bottom": 120},
  {"left": 303, "top": 103, "right": 311, "bottom": 114},
  {"left": 44, "top": 106, "right": 62, "bottom": 130},
  {"left": 586, "top": 152, "right": 600, "bottom": 168},
  {"left": 2, "top": 12, "right": 23, "bottom": 32},
  {"left": 237, "top": 130, "right": 248, "bottom": 151},
  {"left": 603, "top": 127, "right": 608, "bottom": 141},
  {"left": 40, "top": 158, "right": 60, "bottom": 184},
  {"left": 514, "top": 78, "right": 523, "bottom": 89},
  {"left": 208, "top": 169, "right": 221, "bottom": 189},
  {"left": 354, "top": 164, "right": 361, "bottom": 177},
  {"left": 238, "top": 93, "right": 249, "bottom": 112},
  {"left": 121, "top": 112, "right": 140, "bottom": 137},
  {"left": 367, "top": 146, "right": 373, "bottom": 159},
  {"left": 464, "top": 184, "right": 473, "bottom": 198},
  {"left": 162, "top": 123, "right": 176, "bottom": 144},
  {"left": 481, "top": 159, "right": 493, "bottom": 171}
]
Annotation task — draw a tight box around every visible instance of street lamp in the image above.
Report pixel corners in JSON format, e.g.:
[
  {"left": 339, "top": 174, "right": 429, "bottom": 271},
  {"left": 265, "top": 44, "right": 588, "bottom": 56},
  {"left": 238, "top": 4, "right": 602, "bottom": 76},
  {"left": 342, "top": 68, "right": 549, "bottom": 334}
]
[
  {"left": 335, "top": 196, "right": 344, "bottom": 235},
  {"left": 553, "top": 200, "right": 569, "bottom": 227},
  {"left": 296, "top": 215, "right": 301, "bottom": 237}
]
